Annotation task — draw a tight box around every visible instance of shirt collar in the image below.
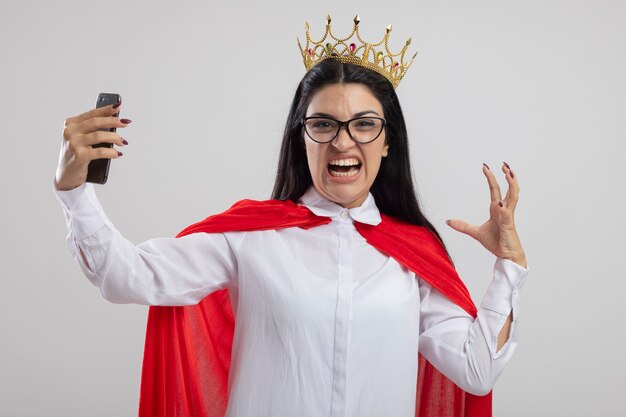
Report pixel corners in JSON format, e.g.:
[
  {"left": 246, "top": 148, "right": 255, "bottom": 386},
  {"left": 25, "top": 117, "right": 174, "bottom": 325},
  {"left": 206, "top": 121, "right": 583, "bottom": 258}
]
[{"left": 297, "top": 186, "right": 382, "bottom": 226}]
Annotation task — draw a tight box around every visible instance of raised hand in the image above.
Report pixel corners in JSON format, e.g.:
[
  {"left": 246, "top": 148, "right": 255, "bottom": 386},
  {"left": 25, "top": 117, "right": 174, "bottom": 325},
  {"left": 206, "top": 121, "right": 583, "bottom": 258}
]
[
  {"left": 446, "top": 162, "right": 527, "bottom": 269},
  {"left": 54, "top": 103, "right": 131, "bottom": 191}
]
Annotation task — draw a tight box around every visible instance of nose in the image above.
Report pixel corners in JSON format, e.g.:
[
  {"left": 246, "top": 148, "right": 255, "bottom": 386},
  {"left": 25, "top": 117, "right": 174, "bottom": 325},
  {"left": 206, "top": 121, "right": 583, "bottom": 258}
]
[{"left": 331, "top": 125, "right": 356, "bottom": 151}]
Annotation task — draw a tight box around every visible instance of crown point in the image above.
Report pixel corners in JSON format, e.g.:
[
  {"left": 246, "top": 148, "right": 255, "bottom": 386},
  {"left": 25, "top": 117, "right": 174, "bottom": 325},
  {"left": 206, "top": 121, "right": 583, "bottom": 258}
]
[
  {"left": 386, "top": 24, "right": 392, "bottom": 34},
  {"left": 406, "top": 37, "right": 412, "bottom": 46},
  {"left": 326, "top": 14, "right": 332, "bottom": 25},
  {"left": 305, "top": 21, "right": 309, "bottom": 31},
  {"left": 354, "top": 14, "right": 360, "bottom": 25},
  {"left": 412, "top": 51, "right": 418, "bottom": 59}
]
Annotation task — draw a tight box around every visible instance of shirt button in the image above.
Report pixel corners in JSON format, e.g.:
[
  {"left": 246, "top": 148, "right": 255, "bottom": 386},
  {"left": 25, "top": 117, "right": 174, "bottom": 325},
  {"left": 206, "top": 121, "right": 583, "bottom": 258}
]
[{"left": 340, "top": 211, "right": 349, "bottom": 219}]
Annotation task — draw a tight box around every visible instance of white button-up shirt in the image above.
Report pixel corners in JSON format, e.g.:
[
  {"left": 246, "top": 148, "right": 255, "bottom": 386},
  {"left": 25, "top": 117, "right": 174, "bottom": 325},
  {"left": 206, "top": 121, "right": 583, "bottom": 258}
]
[{"left": 54, "top": 182, "right": 529, "bottom": 417}]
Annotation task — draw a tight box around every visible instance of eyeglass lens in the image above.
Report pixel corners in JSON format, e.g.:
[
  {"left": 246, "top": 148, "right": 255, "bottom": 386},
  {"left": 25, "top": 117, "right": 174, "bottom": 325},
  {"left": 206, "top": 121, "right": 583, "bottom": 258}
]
[{"left": 304, "top": 118, "right": 384, "bottom": 143}]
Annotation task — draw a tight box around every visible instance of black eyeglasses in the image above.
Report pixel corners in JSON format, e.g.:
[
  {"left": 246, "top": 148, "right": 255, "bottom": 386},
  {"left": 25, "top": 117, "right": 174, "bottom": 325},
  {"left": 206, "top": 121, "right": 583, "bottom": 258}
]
[{"left": 301, "top": 116, "right": 387, "bottom": 144}]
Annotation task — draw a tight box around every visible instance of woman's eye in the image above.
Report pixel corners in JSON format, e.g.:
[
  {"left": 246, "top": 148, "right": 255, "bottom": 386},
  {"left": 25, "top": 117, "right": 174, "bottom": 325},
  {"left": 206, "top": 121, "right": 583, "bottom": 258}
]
[
  {"left": 354, "top": 120, "right": 376, "bottom": 128},
  {"left": 312, "top": 120, "right": 336, "bottom": 129}
]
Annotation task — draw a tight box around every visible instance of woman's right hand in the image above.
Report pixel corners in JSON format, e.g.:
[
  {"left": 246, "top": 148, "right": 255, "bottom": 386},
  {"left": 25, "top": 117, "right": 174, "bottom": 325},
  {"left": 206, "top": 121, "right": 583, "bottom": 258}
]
[{"left": 54, "top": 103, "right": 131, "bottom": 191}]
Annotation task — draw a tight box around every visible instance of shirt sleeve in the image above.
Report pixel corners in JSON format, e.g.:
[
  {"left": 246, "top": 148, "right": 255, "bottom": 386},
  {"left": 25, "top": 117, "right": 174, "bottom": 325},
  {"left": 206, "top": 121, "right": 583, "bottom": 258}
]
[
  {"left": 418, "top": 257, "right": 529, "bottom": 396},
  {"left": 53, "top": 181, "right": 240, "bottom": 306}
]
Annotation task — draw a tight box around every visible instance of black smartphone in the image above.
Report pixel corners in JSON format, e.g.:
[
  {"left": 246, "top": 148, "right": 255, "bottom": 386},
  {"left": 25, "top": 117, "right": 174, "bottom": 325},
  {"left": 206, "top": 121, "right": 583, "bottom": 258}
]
[{"left": 86, "top": 93, "right": 122, "bottom": 184}]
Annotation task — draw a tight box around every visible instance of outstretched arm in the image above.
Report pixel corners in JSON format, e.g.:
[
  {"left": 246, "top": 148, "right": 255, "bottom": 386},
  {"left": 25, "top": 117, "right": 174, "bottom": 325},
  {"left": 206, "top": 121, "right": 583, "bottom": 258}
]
[
  {"left": 446, "top": 161, "right": 527, "bottom": 348},
  {"left": 419, "top": 162, "right": 529, "bottom": 395},
  {"left": 54, "top": 103, "right": 239, "bottom": 306}
]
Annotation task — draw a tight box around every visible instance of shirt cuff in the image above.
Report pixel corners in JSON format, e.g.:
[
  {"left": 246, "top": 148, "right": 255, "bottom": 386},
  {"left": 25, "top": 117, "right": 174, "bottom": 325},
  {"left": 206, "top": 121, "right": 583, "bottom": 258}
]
[
  {"left": 53, "top": 180, "right": 110, "bottom": 240},
  {"left": 480, "top": 257, "right": 529, "bottom": 319}
]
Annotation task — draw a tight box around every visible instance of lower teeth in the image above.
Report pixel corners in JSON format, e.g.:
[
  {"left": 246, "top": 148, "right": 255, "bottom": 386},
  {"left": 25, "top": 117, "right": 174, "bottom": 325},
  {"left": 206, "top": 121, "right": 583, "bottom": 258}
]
[{"left": 329, "top": 167, "right": 359, "bottom": 177}]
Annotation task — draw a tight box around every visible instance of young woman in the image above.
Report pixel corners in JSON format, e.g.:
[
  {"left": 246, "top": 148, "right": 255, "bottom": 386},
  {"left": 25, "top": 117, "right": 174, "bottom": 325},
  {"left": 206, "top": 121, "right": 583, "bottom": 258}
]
[{"left": 54, "top": 36, "right": 528, "bottom": 417}]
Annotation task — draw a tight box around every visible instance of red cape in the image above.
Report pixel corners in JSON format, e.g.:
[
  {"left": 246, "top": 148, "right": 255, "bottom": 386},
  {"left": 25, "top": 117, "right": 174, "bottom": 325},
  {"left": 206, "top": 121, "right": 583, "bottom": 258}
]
[{"left": 139, "top": 199, "right": 492, "bottom": 416}]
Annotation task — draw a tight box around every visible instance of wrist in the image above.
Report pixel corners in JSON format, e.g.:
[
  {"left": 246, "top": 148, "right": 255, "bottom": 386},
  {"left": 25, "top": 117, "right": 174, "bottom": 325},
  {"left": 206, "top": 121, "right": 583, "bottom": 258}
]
[
  {"left": 508, "top": 255, "right": 527, "bottom": 269},
  {"left": 54, "top": 177, "right": 82, "bottom": 192}
]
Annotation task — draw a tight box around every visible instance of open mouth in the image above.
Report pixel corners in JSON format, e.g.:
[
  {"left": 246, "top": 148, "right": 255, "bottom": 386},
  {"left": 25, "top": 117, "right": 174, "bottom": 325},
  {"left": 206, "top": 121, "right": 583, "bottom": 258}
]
[{"left": 327, "top": 158, "right": 362, "bottom": 178}]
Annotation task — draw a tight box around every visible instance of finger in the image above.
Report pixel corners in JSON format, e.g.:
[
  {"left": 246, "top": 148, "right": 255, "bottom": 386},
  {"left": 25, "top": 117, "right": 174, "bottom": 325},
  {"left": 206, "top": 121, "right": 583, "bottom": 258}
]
[
  {"left": 482, "top": 163, "right": 503, "bottom": 203},
  {"left": 497, "top": 199, "right": 515, "bottom": 227},
  {"left": 73, "top": 115, "right": 132, "bottom": 135},
  {"left": 445, "top": 218, "right": 480, "bottom": 240},
  {"left": 501, "top": 162, "right": 520, "bottom": 211},
  {"left": 78, "top": 130, "right": 128, "bottom": 147},
  {"left": 63, "top": 112, "right": 131, "bottom": 141},
  {"left": 75, "top": 145, "right": 123, "bottom": 165},
  {"left": 64, "top": 102, "right": 122, "bottom": 127}
]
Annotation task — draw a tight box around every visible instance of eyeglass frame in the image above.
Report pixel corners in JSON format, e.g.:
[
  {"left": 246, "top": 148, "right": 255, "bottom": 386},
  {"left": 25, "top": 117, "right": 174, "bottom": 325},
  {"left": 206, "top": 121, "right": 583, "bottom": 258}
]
[{"left": 301, "top": 116, "right": 387, "bottom": 144}]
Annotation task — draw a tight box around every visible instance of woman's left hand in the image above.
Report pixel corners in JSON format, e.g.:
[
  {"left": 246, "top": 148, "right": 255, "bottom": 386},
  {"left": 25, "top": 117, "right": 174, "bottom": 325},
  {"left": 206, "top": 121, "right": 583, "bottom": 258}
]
[{"left": 446, "top": 162, "right": 527, "bottom": 269}]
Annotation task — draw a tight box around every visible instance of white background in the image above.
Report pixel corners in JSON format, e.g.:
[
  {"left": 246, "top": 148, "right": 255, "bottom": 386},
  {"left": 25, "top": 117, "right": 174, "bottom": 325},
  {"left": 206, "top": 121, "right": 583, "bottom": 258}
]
[{"left": 1, "top": 0, "right": 624, "bottom": 416}]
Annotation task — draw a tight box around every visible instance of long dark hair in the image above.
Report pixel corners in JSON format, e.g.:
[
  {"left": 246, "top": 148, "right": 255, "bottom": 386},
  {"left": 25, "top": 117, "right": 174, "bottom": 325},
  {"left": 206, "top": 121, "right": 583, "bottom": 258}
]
[{"left": 272, "top": 58, "right": 449, "bottom": 255}]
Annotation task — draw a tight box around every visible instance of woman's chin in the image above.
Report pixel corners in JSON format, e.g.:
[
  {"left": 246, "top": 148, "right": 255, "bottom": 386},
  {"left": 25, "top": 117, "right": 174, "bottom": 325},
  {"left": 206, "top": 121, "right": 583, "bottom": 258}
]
[{"left": 318, "top": 182, "right": 369, "bottom": 208}]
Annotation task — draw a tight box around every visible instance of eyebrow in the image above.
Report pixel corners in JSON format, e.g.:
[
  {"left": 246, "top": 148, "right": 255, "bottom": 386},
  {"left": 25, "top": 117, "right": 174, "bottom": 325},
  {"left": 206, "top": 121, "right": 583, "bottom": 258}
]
[{"left": 309, "top": 110, "right": 380, "bottom": 118}]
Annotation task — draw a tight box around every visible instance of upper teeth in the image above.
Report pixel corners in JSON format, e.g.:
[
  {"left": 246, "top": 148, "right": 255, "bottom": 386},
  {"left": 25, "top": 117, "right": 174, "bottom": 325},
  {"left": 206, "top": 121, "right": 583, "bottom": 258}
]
[{"left": 329, "top": 159, "right": 360, "bottom": 166}]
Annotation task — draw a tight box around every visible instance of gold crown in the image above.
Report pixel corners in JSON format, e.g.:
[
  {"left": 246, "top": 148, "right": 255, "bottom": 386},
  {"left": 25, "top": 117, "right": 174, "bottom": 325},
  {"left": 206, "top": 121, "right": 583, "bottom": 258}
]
[{"left": 297, "top": 14, "right": 418, "bottom": 89}]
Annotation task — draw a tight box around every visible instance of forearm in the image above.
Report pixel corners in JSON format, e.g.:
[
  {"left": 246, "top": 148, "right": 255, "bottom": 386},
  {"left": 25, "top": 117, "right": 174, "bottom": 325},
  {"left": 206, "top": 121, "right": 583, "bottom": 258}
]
[
  {"left": 497, "top": 313, "right": 513, "bottom": 352},
  {"left": 419, "top": 257, "right": 529, "bottom": 395}
]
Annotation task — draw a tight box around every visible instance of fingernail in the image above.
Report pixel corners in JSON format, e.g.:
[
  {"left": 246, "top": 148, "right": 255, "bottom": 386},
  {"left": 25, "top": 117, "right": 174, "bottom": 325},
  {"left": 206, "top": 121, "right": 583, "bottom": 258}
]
[
  {"left": 510, "top": 170, "right": 515, "bottom": 179},
  {"left": 503, "top": 161, "right": 511, "bottom": 170},
  {"left": 122, "top": 138, "right": 129, "bottom": 145},
  {"left": 483, "top": 163, "right": 490, "bottom": 170},
  {"left": 498, "top": 200, "right": 503, "bottom": 207},
  {"left": 118, "top": 151, "right": 123, "bottom": 157},
  {"left": 445, "top": 220, "right": 451, "bottom": 225},
  {"left": 112, "top": 102, "right": 121, "bottom": 109},
  {"left": 120, "top": 118, "right": 132, "bottom": 124}
]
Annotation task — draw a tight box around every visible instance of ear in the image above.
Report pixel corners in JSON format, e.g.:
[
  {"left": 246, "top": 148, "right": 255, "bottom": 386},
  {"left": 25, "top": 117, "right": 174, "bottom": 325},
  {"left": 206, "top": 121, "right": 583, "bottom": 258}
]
[{"left": 382, "top": 143, "right": 389, "bottom": 157}]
